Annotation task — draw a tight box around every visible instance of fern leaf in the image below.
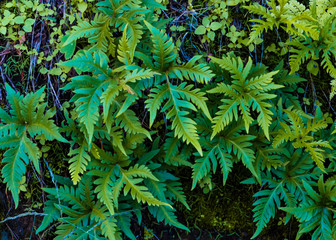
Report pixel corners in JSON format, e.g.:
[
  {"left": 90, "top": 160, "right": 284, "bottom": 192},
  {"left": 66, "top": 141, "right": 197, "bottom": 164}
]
[
  {"left": 27, "top": 111, "right": 67, "bottom": 142},
  {"left": 229, "top": 135, "right": 258, "bottom": 178},
  {"left": 192, "top": 147, "right": 217, "bottom": 189},
  {"left": 116, "top": 109, "right": 151, "bottom": 139},
  {"left": 145, "top": 84, "right": 169, "bottom": 127},
  {"left": 75, "top": 77, "right": 107, "bottom": 143},
  {"left": 173, "top": 83, "right": 212, "bottom": 121},
  {"left": 5, "top": 84, "right": 24, "bottom": 121},
  {"left": 68, "top": 141, "right": 91, "bottom": 185},
  {"left": 116, "top": 212, "right": 136, "bottom": 240},
  {"left": 124, "top": 68, "right": 156, "bottom": 83},
  {"left": 170, "top": 109, "right": 202, "bottom": 155},
  {"left": 88, "top": 14, "right": 113, "bottom": 54},
  {"left": 91, "top": 205, "right": 118, "bottom": 240},
  {"left": 252, "top": 185, "right": 282, "bottom": 238},
  {"left": 126, "top": 164, "right": 159, "bottom": 181},
  {"left": 321, "top": 50, "right": 336, "bottom": 78},
  {"left": 144, "top": 20, "right": 177, "bottom": 71},
  {"left": 217, "top": 146, "right": 233, "bottom": 186},
  {"left": 163, "top": 135, "right": 181, "bottom": 162},
  {"left": 1, "top": 137, "right": 27, "bottom": 207},
  {"left": 117, "top": 26, "right": 132, "bottom": 65},
  {"left": 210, "top": 55, "right": 246, "bottom": 81},
  {"left": 109, "top": 126, "right": 127, "bottom": 155},
  {"left": 169, "top": 55, "right": 214, "bottom": 84},
  {"left": 22, "top": 136, "right": 41, "bottom": 173},
  {"left": 63, "top": 20, "right": 102, "bottom": 46},
  {"left": 148, "top": 205, "right": 189, "bottom": 231},
  {"left": 1, "top": 84, "right": 64, "bottom": 207},
  {"left": 101, "top": 84, "right": 122, "bottom": 122},
  {"left": 289, "top": 40, "right": 313, "bottom": 74},
  {"left": 94, "top": 170, "right": 115, "bottom": 215},
  {"left": 119, "top": 17, "right": 143, "bottom": 58},
  {"left": 211, "top": 98, "right": 240, "bottom": 139},
  {"left": 166, "top": 181, "right": 190, "bottom": 210},
  {"left": 122, "top": 176, "right": 170, "bottom": 207},
  {"left": 36, "top": 201, "right": 60, "bottom": 234},
  {"left": 59, "top": 50, "right": 111, "bottom": 77}
]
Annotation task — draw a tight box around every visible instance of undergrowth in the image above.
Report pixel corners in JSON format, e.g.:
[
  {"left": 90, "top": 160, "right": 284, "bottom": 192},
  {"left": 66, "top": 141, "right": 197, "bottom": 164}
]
[{"left": 1, "top": 0, "right": 336, "bottom": 239}]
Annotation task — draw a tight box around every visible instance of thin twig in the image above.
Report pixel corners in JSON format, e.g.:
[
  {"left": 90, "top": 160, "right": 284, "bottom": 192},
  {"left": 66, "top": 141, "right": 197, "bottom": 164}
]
[{"left": 0, "top": 212, "right": 47, "bottom": 224}]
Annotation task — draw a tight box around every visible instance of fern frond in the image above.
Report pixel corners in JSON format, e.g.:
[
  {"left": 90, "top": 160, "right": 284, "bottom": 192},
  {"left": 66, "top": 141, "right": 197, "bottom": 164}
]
[
  {"left": 126, "top": 164, "right": 159, "bottom": 181},
  {"left": 91, "top": 205, "right": 119, "bottom": 240},
  {"left": 252, "top": 184, "right": 282, "bottom": 238},
  {"left": 209, "top": 55, "right": 281, "bottom": 139},
  {"left": 210, "top": 55, "right": 247, "bottom": 81},
  {"left": 148, "top": 205, "right": 189, "bottom": 231},
  {"left": 119, "top": 17, "right": 143, "bottom": 58},
  {"left": 144, "top": 20, "right": 177, "bottom": 71},
  {"left": 68, "top": 141, "right": 91, "bottom": 185},
  {"left": 146, "top": 82, "right": 207, "bottom": 154},
  {"left": 59, "top": 50, "right": 111, "bottom": 77},
  {"left": 145, "top": 84, "right": 170, "bottom": 127},
  {"left": 210, "top": 98, "right": 240, "bottom": 138},
  {"left": 101, "top": 84, "right": 122, "bottom": 122},
  {"left": 166, "top": 181, "right": 190, "bottom": 210},
  {"left": 0, "top": 84, "right": 65, "bottom": 207},
  {"left": 69, "top": 75, "right": 108, "bottom": 144},
  {"left": 289, "top": 39, "right": 314, "bottom": 74},
  {"left": 117, "top": 25, "right": 132, "bottom": 65},
  {"left": 36, "top": 200, "right": 60, "bottom": 234},
  {"left": 121, "top": 174, "right": 170, "bottom": 207},
  {"left": 282, "top": 177, "right": 336, "bottom": 240},
  {"left": 321, "top": 50, "right": 336, "bottom": 78},
  {"left": 94, "top": 169, "right": 115, "bottom": 215},
  {"left": 163, "top": 135, "right": 181, "bottom": 162},
  {"left": 116, "top": 211, "right": 136, "bottom": 240},
  {"left": 2, "top": 136, "right": 28, "bottom": 207},
  {"left": 116, "top": 109, "right": 151, "bottom": 139},
  {"left": 273, "top": 108, "right": 331, "bottom": 171},
  {"left": 169, "top": 55, "right": 214, "bottom": 84},
  {"left": 170, "top": 109, "right": 202, "bottom": 155},
  {"left": 123, "top": 68, "right": 157, "bottom": 84},
  {"left": 174, "top": 83, "right": 212, "bottom": 120},
  {"left": 88, "top": 14, "right": 113, "bottom": 54},
  {"left": 192, "top": 146, "right": 217, "bottom": 189},
  {"left": 63, "top": 20, "right": 102, "bottom": 46}
]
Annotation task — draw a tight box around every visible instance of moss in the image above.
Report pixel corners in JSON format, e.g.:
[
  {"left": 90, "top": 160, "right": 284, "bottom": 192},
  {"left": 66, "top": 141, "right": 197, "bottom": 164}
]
[
  {"left": 174, "top": 163, "right": 302, "bottom": 239},
  {"left": 176, "top": 163, "right": 254, "bottom": 237}
]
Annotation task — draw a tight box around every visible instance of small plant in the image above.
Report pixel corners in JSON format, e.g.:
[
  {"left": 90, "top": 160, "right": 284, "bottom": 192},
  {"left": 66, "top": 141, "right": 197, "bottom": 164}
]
[{"left": 195, "top": 17, "right": 223, "bottom": 42}]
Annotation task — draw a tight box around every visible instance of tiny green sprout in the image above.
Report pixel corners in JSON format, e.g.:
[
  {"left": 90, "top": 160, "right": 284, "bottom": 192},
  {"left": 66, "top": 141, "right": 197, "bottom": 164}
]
[
  {"left": 195, "top": 17, "right": 222, "bottom": 42},
  {"left": 213, "top": 2, "right": 228, "bottom": 20},
  {"left": 303, "top": 97, "right": 310, "bottom": 105},
  {"left": 226, "top": 25, "right": 242, "bottom": 44}
]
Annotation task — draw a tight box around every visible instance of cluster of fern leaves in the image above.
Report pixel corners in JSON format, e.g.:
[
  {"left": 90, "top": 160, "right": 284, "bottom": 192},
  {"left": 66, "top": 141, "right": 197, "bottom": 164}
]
[{"left": 1, "top": 0, "right": 336, "bottom": 239}]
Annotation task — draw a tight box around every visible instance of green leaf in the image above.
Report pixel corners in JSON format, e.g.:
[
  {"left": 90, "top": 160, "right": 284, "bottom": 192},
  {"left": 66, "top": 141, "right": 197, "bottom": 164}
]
[
  {"left": 210, "top": 22, "right": 222, "bottom": 31},
  {"left": 68, "top": 142, "right": 91, "bottom": 185},
  {"left": 14, "top": 16, "right": 25, "bottom": 24},
  {"left": 195, "top": 26, "right": 206, "bottom": 35},
  {"left": 60, "top": 35, "right": 76, "bottom": 60},
  {"left": 307, "top": 60, "right": 319, "bottom": 76},
  {"left": 207, "top": 31, "right": 215, "bottom": 41},
  {"left": 1, "top": 137, "right": 27, "bottom": 208},
  {"left": 149, "top": 205, "right": 189, "bottom": 231},
  {"left": 202, "top": 17, "right": 210, "bottom": 26},
  {"left": 116, "top": 109, "right": 152, "bottom": 140},
  {"left": 78, "top": 1, "right": 88, "bottom": 12},
  {"left": 0, "top": 26, "right": 7, "bottom": 35}
]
